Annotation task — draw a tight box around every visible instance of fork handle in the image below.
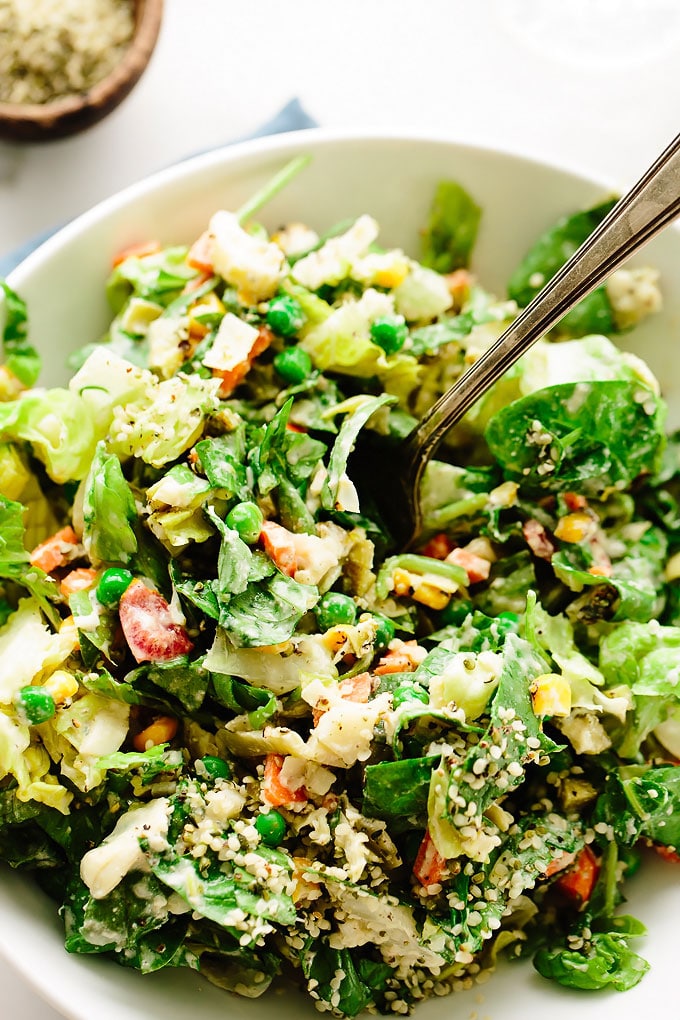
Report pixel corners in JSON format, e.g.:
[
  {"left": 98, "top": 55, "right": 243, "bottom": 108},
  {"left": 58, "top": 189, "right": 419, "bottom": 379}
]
[{"left": 405, "top": 131, "right": 680, "bottom": 502}]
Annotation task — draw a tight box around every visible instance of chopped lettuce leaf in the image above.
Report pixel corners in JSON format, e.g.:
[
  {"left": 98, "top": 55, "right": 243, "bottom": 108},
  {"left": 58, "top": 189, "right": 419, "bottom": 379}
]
[{"left": 82, "top": 442, "right": 138, "bottom": 565}]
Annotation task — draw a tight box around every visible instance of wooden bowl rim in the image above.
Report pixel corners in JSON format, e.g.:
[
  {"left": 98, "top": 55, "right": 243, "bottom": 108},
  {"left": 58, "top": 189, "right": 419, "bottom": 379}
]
[{"left": 0, "top": 0, "right": 163, "bottom": 129}]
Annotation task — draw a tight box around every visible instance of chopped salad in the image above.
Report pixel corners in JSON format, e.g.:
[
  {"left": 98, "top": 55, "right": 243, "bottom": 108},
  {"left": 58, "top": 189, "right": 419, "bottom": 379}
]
[{"left": 0, "top": 158, "right": 678, "bottom": 1016}]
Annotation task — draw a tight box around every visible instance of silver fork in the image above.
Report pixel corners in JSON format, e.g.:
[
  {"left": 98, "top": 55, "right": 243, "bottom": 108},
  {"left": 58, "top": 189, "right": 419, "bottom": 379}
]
[{"left": 377, "top": 132, "right": 680, "bottom": 550}]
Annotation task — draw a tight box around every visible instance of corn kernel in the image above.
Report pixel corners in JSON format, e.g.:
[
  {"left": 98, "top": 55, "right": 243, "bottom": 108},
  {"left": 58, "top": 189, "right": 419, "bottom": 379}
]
[
  {"left": 554, "top": 511, "right": 597, "bottom": 544},
  {"left": 531, "top": 673, "right": 572, "bottom": 718},
  {"left": 59, "top": 615, "right": 80, "bottom": 650},
  {"left": 373, "top": 264, "right": 410, "bottom": 288},
  {"left": 291, "top": 856, "right": 320, "bottom": 904},
  {"left": 489, "top": 481, "right": 519, "bottom": 508},
  {"left": 412, "top": 581, "right": 451, "bottom": 610},
  {"left": 392, "top": 567, "right": 414, "bottom": 597},
  {"left": 188, "top": 291, "right": 225, "bottom": 340},
  {"left": 43, "top": 669, "right": 79, "bottom": 704},
  {"left": 666, "top": 551, "right": 680, "bottom": 582},
  {"left": 322, "top": 627, "right": 349, "bottom": 655},
  {"left": 259, "top": 640, "right": 293, "bottom": 655},
  {"left": 133, "top": 715, "right": 178, "bottom": 751}
]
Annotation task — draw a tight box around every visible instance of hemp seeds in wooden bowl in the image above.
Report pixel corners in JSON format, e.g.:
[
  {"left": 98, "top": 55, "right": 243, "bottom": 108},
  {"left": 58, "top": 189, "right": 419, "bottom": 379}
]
[{"left": 0, "top": 0, "right": 163, "bottom": 141}]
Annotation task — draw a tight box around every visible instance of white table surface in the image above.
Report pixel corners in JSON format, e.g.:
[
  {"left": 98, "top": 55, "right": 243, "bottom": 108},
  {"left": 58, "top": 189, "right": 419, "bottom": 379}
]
[{"left": 1, "top": 0, "right": 680, "bottom": 1014}]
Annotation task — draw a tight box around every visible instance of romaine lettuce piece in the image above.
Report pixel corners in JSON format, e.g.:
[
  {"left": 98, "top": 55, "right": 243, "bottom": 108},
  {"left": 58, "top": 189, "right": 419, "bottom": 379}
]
[
  {"left": 39, "top": 692, "right": 129, "bottom": 792},
  {"left": 0, "top": 712, "right": 72, "bottom": 813},
  {"left": 0, "top": 597, "right": 73, "bottom": 704},
  {"left": 300, "top": 289, "right": 421, "bottom": 399},
  {"left": 106, "top": 246, "right": 197, "bottom": 313},
  {"left": 0, "top": 280, "right": 40, "bottom": 387},
  {"left": 0, "top": 388, "right": 96, "bottom": 482},
  {"left": 68, "top": 347, "right": 152, "bottom": 433},
  {"left": 82, "top": 442, "right": 138, "bottom": 565},
  {"left": 109, "top": 374, "right": 221, "bottom": 467}
]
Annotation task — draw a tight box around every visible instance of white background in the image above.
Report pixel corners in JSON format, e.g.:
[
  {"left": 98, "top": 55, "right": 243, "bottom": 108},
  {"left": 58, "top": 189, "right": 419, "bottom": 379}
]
[{"left": 1, "top": 0, "right": 680, "bottom": 1014}]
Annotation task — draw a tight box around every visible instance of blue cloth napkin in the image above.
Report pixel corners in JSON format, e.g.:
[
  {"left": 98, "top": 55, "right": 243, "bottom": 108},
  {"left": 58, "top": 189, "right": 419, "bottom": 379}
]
[{"left": 0, "top": 98, "right": 317, "bottom": 278}]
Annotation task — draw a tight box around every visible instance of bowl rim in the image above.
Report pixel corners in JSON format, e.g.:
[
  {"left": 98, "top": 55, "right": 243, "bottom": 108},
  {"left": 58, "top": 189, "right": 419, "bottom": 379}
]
[
  {"left": 0, "top": 0, "right": 163, "bottom": 138},
  {"left": 6, "top": 125, "right": 623, "bottom": 287}
]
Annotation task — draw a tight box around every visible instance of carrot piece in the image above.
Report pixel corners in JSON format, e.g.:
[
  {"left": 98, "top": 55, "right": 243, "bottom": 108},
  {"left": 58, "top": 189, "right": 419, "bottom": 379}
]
[
  {"left": 654, "top": 844, "right": 680, "bottom": 864},
  {"left": 554, "top": 845, "right": 600, "bottom": 903},
  {"left": 181, "top": 270, "right": 213, "bottom": 296},
  {"left": 260, "top": 520, "right": 297, "bottom": 577},
  {"left": 413, "top": 830, "right": 446, "bottom": 888},
  {"left": 263, "top": 753, "right": 307, "bottom": 807},
  {"left": 564, "top": 491, "right": 588, "bottom": 511},
  {"left": 59, "top": 567, "right": 98, "bottom": 598},
  {"left": 544, "top": 850, "right": 577, "bottom": 879},
  {"left": 338, "top": 671, "right": 372, "bottom": 703},
  {"left": 443, "top": 268, "right": 473, "bottom": 307},
  {"left": 29, "top": 526, "right": 79, "bottom": 573},
  {"left": 112, "top": 239, "right": 162, "bottom": 268},
  {"left": 187, "top": 230, "right": 214, "bottom": 273},
  {"left": 212, "top": 324, "right": 274, "bottom": 397},
  {"left": 374, "top": 640, "right": 421, "bottom": 676},
  {"left": 419, "top": 533, "right": 455, "bottom": 560},
  {"left": 446, "top": 547, "right": 491, "bottom": 584},
  {"left": 133, "top": 715, "right": 179, "bottom": 752}
]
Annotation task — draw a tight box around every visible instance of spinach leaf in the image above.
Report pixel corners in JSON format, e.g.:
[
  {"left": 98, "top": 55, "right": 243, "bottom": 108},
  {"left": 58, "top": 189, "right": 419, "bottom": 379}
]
[
  {"left": 205, "top": 507, "right": 253, "bottom": 596},
  {"left": 211, "top": 673, "right": 278, "bottom": 728},
  {"left": 149, "top": 847, "right": 296, "bottom": 935},
  {"left": 125, "top": 659, "right": 210, "bottom": 714},
  {"left": 63, "top": 873, "right": 191, "bottom": 973},
  {"left": 421, "top": 180, "right": 482, "bottom": 273},
  {"left": 250, "top": 398, "right": 327, "bottom": 497},
  {"left": 554, "top": 525, "right": 666, "bottom": 624},
  {"left": 442, "top": 812, "right": 583, "bottom": 960},
  {"left": 363, "top": 755, "right": 439, "bottom": 821},
  {"left": 0, "top": 280, "right": 40, "bottom": 386},
  {"left": 299, "top": 941, "right": 392, "bottom": 1017},
  {"left": 485, "top": 381, "right": 665, "bottom": 495},
  {"left": 507, "top": 199, "right": 617, "bottom": 336},
  {"left": 533, "top": 930, "right": 648, "bottom": 992},
  {"left": 435, "top": 635, "right": 559, "bottom": 852},
  {"left": 321, "top": 394, "right": 394, "bottom": 511},
  {"left": 194, "top": 425, "right": 250, "bottom": 499},
  {"left": 217, "top": 570, "right": 318, "bottom": 647}
]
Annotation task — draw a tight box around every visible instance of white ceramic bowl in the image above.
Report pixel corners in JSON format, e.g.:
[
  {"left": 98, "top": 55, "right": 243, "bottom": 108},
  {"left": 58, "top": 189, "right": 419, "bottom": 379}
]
[{"left": 3, "top": 130, "right": 680, "bottom": 1020}]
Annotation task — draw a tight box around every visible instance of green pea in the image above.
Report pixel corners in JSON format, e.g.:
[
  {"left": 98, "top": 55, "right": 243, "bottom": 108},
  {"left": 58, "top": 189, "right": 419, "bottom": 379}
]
[
  {"left": 316, "top": 592, "right": 357, "bottom": 630},
  {"left": 273, "top": 347, "right": 313, "bottom": 385},
  {"left": 266, "top": 295, "right": 306, "bottom": 338},
  {"left": 392, "top": 682, "right": 429, "bottom": 708},
  {"left": 372, "top": 613, "right": 396, "bottom": 651},
  {"left": 14, "top": 685, "right": 56, "bottom": 726},
  {"left": 201, "top": 755, "right": 232, "bottom": 780},
  {"left": 369, "top": 315, "right": 408, "bottom": 354},
  {"left": 96, "top": 566, "right": 134, "bottom": 607},
  {"left": 439, "top": 598, "right": 473, "bottom": 627},
  {"left": 493, "top": 611, "right": 519, "bottom": 637},
  {"left": 255, "top": 809, "right": 287, "bottom": 846},
  {"left": 226, "top": 501, "right": 264, "bottom": 544}
]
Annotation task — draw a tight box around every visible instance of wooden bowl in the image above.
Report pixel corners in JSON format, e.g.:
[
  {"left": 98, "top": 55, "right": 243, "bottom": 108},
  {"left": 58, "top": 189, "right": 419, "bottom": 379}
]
[{"left": 0, "top": 0, "right": 163, "bottom": 142}]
